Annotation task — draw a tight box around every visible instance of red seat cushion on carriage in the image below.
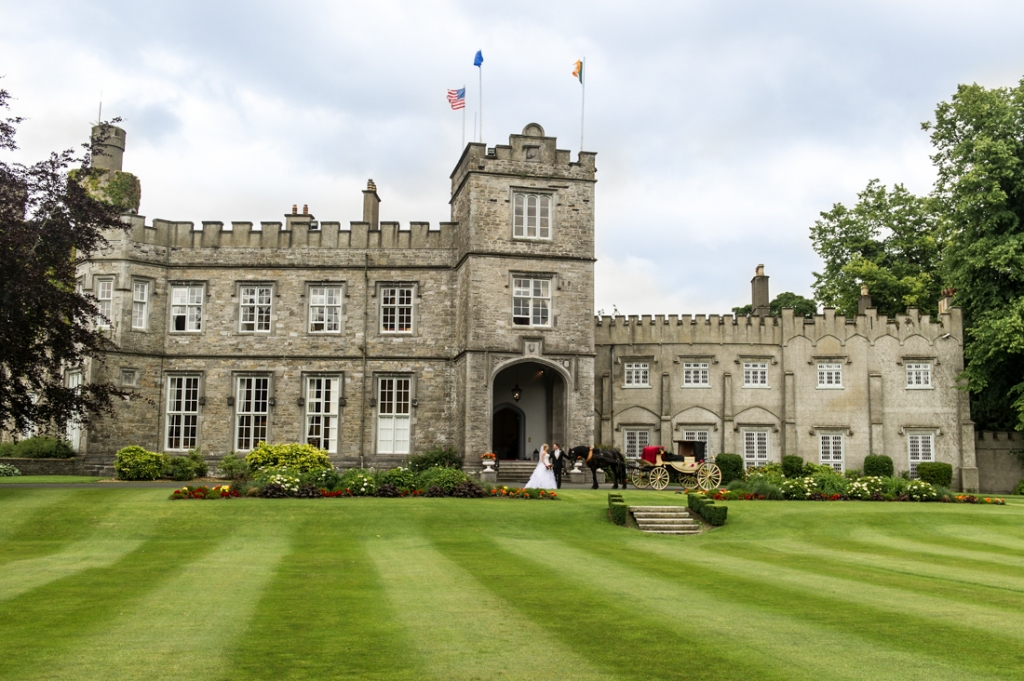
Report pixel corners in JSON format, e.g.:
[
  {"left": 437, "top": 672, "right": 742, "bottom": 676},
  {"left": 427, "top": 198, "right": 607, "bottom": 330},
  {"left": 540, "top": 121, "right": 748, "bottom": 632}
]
[{"left": 642, "top": 446, "right": 661, "bottom": 464}]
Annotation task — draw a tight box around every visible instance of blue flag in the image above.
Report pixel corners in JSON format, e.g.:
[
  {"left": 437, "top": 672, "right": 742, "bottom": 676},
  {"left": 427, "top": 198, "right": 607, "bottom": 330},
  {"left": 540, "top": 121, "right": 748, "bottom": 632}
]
[{"left": 474, "top": 50, "right": 483, "bottom": 67}]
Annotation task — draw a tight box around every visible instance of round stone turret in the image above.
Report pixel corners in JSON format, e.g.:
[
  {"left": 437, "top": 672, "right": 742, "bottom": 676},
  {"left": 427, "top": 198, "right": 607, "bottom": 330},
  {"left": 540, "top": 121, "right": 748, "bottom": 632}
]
[{"left": 91, "top": 124, "right": 126, "bottom": 171}]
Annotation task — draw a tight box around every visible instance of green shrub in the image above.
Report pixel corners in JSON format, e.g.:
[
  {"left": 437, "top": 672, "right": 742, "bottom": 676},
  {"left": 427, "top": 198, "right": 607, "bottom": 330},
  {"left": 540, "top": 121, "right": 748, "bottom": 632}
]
[
  {"left": 115, "top": 446, "right": 166, "bottom": 481},
  {"left": 844, "top": 468, "right": 862, "bottom": 480},
  {"left": 378, "top": 466, "right": 418, "bottom": 490},
  {"left": 5, "top": 437, "right": 77, "bottom": 459},
  {"left": 745, "top": 462, "right": 784, "bottom": 486},
  {"left": 417, "top": 467, "right": 470, "bottom": 494},
  {"left": 1013, "top": 479, "right": 1024, "bottom": 496},
  {"left": 781, "top": 455, "right": 804, "bottom": 478},
  {"left": 745, "top": 478, "right": 784, "bottom": 500},
  {"left": 881, "top": 476, "right": 910, "bottom": 497},
  {"left": 162, "top": 450, "right": 208, "bottom": 481},
  {"left": 916, "top": 462, "right": 953, "bottom": 488},
  {"left": 406, "top": 445, "right": 463, "bottom": 472},
  {"left": 302, "top": 467, "right": 341, "bottom": 490},
  {"left": 608, "top": 494, "right": 627, "bottom": 526},
  {"left": 811, "top": 470, "right": 850, "bottom": 496},
  {"left": 0, "top": 463, "right": 21, "bottom": 477},
  {"left": 801, "top": 462, "right": 834, "bottom": 476},
  {"left": 254, "top": 467, "right": 301, "bottom": 496},
  {"left": 864, "top": 455, "right": 894, "bottom": 477},
  {"left": 847, "top": 476, "right": 885, "bottom": 500},
  {"left": 245, "top": 443, "right": 331, "bottom": 473},
  {"left": 715, "top": 454, "right": 744, "bottom": 485},
  {"left": 687, "top": 493, "right": 727, "bottom": 526},
  {"left": 217, "top": 453, "right": 249, "bottom": 480},
  {"left": 339, "top": 468, "right": 377, "bottom": 496}
]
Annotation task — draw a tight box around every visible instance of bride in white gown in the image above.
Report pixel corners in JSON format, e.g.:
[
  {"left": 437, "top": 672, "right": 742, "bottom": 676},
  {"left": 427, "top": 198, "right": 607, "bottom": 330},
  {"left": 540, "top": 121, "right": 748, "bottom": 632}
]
[{"left": 524, "top": 444, "right": 557, "bottom": 489}]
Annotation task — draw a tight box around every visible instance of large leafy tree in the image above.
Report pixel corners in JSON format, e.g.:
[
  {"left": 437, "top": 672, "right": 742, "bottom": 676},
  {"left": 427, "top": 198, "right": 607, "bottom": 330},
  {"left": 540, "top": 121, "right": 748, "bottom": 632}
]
[
  {"left": 927, "top": 80, "right": 1024, "bottom": 430},
  {"left": 732, "top": 291, "right": 818, "bottom": 317},
  {"left": 0, "top": 88, "right": 127, "bottom": 436},
  {"left": 810, "top": 180, "right": 943, "bottom": 318}
]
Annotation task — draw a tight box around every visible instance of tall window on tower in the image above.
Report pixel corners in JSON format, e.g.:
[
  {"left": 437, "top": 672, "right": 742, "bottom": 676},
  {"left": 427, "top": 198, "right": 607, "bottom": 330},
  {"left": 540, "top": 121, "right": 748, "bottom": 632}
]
[
  {"left": 380, "top": 286, "right": 413, "bottom": 333},
  {"left": 512, "top": 277, "right": 550, "bottom": 327},
  {"left": 95, "top": 278, "right": 113, "bottom": 329},
  {"left": 377, "top": 376, "right": 411, "bottom": 454},
  {"left": 513, "top": 192, "right": 552, "bottom": 239}
]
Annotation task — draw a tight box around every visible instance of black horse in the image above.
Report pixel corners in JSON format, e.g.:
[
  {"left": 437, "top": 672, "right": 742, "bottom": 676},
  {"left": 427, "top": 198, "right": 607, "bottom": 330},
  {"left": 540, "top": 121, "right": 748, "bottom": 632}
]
[{"left": 569, "top": 445, "right": 628, "bottom": 489}]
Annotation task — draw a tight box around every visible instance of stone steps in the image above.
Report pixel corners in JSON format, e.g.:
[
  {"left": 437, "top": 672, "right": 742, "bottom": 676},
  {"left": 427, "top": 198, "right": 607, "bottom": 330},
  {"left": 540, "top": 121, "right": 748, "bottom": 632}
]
[
  {"left": 630, "top": 506, "right": 701, "bottom": 535},
  {"left": 496, "top": 461, "right": 538, "bottom": 483}
]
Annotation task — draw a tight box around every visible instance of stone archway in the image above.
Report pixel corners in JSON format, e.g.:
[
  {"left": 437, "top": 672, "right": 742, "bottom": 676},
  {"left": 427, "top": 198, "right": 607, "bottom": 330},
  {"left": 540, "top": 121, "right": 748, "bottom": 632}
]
[{"left": 491, "top": 360, "right": 567, "bottom": 460}]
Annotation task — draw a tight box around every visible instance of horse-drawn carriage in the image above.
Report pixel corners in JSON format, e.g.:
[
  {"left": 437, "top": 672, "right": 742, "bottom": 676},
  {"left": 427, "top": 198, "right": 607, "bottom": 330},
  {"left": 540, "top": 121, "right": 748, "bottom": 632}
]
[{"left": 628, "top": 441, "right": 722, "bottom": 491}]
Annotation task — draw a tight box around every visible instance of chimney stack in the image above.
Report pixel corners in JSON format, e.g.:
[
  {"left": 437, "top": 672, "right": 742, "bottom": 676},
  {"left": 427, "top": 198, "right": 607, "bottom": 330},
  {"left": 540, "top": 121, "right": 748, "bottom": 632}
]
[
  {"left": 938, "top": 288, "right": 955, "bottom": 314},
  {"left": 751, "top": 264, "right": 770, "bottom": 317},
  {"left": 362, "top": 179, "right": 380, "bottom": 231},
  {"left": 858, "top": 284, "right": 873, "bottom": 315},
  {"left": 302, "top": 204, "right": 309, "bottom": 215}
]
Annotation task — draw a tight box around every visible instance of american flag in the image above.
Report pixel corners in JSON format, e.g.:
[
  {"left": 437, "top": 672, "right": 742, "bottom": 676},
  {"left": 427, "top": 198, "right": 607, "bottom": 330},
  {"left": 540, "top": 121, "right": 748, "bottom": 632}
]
[{"left": 447, "top": 88, "right": 465, "bottom": 110}]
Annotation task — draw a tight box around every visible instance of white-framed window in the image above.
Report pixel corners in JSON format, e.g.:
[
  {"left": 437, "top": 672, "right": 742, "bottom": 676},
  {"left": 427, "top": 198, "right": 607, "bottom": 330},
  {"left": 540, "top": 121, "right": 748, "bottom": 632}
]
[
  {"left": 309, "top": 286, "right": 343, "bottom": 333},
  {"left": 623, "top": 429, "right": 650, "bottom": 460},
  {"left": 171, "top": 285, "right": 204, "bottom": 332},
  {"left": 95, "top": 278, "right": 113, "bottom": 328},
  {"left": 908, "top": 432, "right": 935, "bottom": 479},
  {"left": 380, "top": 286, "right": 413, "bottom": 333},
  {"left": 741, "top": 429, "right": 769, "bottom": 469},
  {"left": 906, "top": 363, "right": 932, "bottom": 389},
  {"left": 624, "top": 362, "right": 650, "bottom": 387},
  {"left": 817, "top": 363, "right": 842, "bottom": 388},
  {"left": 377, "top": 376, "right": 411, "bottom": 454},
  {"left": 66, "top": 371, "right": 82, "bottom": 451},
  {"left": 131, "top": 281, "right": 149, "bottom": 330},
  {"left": 306, "top": 376, "right": 340, "bottom": 454},
  {"left": 819, "top": 433, "right": 844, "bottom": 473},
  {"left": 236, "top": 377, "right": 270, "bottom": 451},
  {"left": 743, "top": 362, "right": 769, "bottom": 387},
  {"left": 681, "top": 429, "right": 711, "bottom": 460},
  {"left": 513, "top": 192, "right": 552, "bottom": 239},
  {"left": 166, "top": 375, "right": 200, "bottom": 450},
  {"left": 240, "top": 285, "right": 273, "bottom": 333},
  {"left": 512, "top": 277, "right": 550, "bottom": 327},
  {"left": 683, "top": 362, "right": 710, "bottom": 387}
]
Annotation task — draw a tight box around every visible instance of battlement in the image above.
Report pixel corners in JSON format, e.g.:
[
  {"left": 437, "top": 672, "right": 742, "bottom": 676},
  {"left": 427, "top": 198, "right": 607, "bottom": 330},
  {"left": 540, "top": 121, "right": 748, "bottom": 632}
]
[
  {"left": 593, "top": 306, "right": 963, "bottom": 346},
  {"left": 112, "top": 214, "right": 457, "bottom": 250}
]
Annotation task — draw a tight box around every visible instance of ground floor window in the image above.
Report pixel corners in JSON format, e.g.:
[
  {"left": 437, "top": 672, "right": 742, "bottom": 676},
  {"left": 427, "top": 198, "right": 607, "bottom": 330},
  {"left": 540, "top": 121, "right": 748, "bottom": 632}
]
[
  {"left": 166, "top": 375, "right": 200, "bottom": 450},
  {"left": 908, "top": 432, "right": 935, "bottom": 479},
  {"left": 623, "top": 429, "right": 650, "bottom": 460},
  {"left": 377, "top": 376, "right": 411, "bottom": 454},
  {"left": 236, "top": 377, "right": 269, "bottom": 451},
  {"left": 681, "top": 429, "right": 711, "bottom": 459},
  {"left": 742, "top": 430, "right": 769, "bottom": 469},
  {"left": 65, "top": 371, "right": 82, "bottom": 449},
  {"left": 819, "top": 433, "right": 844, "bottom": 473},
  {"left": 306, "top": 376, "right": 339, "bottom": 454}
]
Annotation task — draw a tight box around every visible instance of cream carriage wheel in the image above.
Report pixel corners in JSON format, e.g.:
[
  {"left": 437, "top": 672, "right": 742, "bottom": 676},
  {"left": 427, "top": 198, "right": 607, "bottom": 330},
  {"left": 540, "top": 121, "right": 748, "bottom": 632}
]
[
  {"left": 649, "top": 466, "right": 670, "bottom": 490},
  {"left": 697, "top": 463, "right": 722, "bottom": 491},
  {"left": 630, "top": 468, "right": 650, "bottom": 489},
  {"left": 680, "top": 474, "right": 698, "bottom": 490}
]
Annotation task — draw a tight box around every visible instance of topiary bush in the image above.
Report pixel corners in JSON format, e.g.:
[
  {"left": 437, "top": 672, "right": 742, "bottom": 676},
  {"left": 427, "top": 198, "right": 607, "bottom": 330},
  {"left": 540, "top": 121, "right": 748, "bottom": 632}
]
[
  {"left": 715, "top": 453, "right": 744, "bottom": 485},
  {"left": 864, "top": 455, "right": 894, "bottom": 478},
  {"left": 406, "top": 445, "right": 463, "bottom": 472},
  {"left": 0, "top": 463, "right": 21, "bottom": 477},
  {"left": 417, "top": 466, "right": 470, "bottom": 494},
  {"left": 608, "top": 493, "right": 628, "bottom": 525},
  {"left": 1013, "top": 479, "right": 1024, "bottom": 496},
  {"left": 916, "top": 462, "right": 953, "bottom": 488},
  {"left": 781, "top": 455, "right": 804, "bottom": 478},
  {"left": 2, "top": 437, "right": 76, "bottom": 459},
  {"left": 245, "top": 443, "right": 331, "bottom": 473},
  {"left": 115, "top": 446, "right": 166, "bottom": 480}
]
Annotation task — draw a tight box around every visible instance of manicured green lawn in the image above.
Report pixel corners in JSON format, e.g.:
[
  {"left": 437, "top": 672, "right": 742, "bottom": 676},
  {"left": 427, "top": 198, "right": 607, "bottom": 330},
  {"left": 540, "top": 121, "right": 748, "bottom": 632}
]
[
  {"left": 1, "top": 488, "right": 1023, "bottom": 680},
  {"left": 0, "top": 476, "right": 104, "bottom": 484}
]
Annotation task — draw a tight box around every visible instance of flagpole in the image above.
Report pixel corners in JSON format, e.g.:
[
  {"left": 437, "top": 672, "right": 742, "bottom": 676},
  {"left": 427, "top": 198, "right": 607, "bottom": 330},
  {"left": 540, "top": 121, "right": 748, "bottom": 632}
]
[
  {"left": 462, "top": 84, "right": 466, "bottom": 150},
  {"left": 580, "top": 57, "right": 586, "bottom": 151},
  {"left": 478, "top": 66, "right": 483, "bottom": 143}
]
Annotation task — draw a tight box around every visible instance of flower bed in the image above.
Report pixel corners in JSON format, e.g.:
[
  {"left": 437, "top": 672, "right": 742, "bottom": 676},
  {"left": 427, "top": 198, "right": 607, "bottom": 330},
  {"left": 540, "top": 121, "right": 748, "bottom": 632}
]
[
  {"left": 488, "top": 485, "right": 558, "bottom": 500},
  {"left": 170, "top": 485, "right": 239, "bottom": 500}
]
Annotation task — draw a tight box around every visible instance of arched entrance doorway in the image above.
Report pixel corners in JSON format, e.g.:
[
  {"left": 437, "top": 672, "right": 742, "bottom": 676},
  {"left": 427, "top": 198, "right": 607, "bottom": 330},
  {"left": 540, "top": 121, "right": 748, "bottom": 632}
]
[{"left": 492, "top": 361, "right": 566, "bottom": 460}]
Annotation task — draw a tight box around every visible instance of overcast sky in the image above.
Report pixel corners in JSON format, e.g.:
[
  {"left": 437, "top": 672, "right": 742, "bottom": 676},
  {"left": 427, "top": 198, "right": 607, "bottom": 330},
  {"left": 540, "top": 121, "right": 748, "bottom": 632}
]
[{"left": 3, "top": 1, "right": 1023, "bottom": 314}]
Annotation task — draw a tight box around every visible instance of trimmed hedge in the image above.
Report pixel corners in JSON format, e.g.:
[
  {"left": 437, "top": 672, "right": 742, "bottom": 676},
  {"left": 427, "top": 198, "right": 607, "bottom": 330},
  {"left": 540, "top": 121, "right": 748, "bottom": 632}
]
[
  {"left": 406, "top": 446, "right": 463, "bottom": 472},
  {"left": 916, "top": 462, "right": 953, "bottom": 488},
  {"left": 0, "top": 437, "right": 76, "bottom": 459},
  {"left": 864, "top": 455, "right": 894, "bottom": 478},
  {"left": 115, "top": 446, "right": 166, "bottom": 481},
  {"left": 608, "top": 493, "right": 628, "bottom": 526},
  {"left": 715, "top": 454, "right": 744, "bottom": 485},
  {"left": 687, "top": 492, "right": 728, "bottom": 526},
  {"left": 781, "top": 455, "right": 804, "bottom": 478}
]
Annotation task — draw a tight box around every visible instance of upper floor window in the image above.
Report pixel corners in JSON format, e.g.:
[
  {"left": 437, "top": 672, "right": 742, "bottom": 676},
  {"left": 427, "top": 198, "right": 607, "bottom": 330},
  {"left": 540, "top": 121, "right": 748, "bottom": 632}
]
[
  {"left": 309, "top": 285, "right": 343, "bottom": 333},
  {"left": 623, "top": 429, "right": 650, "bottom": 460},
  {"left": 512, "top": 277, "right": 550, "bottom": 327},
  {"left": 95, "top": 278, "right": 113, "bottom": 329},
  {"left": 240, "top": 285, "right": 272, "bottom": 333},
  {"left": 380, "top": 286, "right": 413, "bottom": 333},
  {"left": 906, "top": 363, "right": 932, "bottom": 389},
  {"left": 171, "top": 285, "right": 204, "bottom": 332},
  {"left": 817, "top": 363, "right": 842, "bottom": 388},
  {"left": 683, "top": 362, "right": 710, "bottom": 387},
  {"left": 513, "top": 193, "right": 552, "bottom": 239},
  {"left": 742, "top": 362, "right": 769, "bottom": 387},
  {"left": 131, "top": 281, "right": 149, "bottom": 330},
  {"left": 624, "top": 362, "right": 650, "bottom": 387}
]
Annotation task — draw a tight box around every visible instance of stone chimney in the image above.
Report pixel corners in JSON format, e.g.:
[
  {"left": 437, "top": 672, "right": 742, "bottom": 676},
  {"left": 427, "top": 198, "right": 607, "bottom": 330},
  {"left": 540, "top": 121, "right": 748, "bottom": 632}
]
[
  {"left": 90, "top": 124, "right": 126, "bottom": 172},
  {"left": 938, "top": 288, "right": 956, "bottom": 314},
  {"left": 858, "top": 284, "right": 873, "bottom": 315},
  {"left": 751, "top": 264, "right": 770, "bottom": 317},
  {"left": 362, "top": 179, "right": 380, "bottom": 231}
]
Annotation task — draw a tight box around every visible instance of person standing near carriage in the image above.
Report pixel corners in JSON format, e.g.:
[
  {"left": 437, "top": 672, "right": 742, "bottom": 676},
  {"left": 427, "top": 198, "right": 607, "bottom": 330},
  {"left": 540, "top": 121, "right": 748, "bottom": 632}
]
[{"left": 550, "top": 443, "right": 565, "bottom": 488}]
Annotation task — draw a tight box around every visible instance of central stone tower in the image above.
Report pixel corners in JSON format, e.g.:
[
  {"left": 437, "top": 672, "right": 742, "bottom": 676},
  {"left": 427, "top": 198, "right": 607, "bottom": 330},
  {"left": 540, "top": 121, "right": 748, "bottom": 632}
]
[{"left": 449, "top": 124, "right": 597, "bottom": 459}]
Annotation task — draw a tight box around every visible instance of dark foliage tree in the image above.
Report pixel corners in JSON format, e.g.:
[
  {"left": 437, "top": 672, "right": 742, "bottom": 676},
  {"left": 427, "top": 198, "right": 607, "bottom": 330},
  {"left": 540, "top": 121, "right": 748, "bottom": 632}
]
[
  {"left": 0, "top": 88, "right": 128, "bottom": 436},
  {"left": 733, "top": 291, "right": 818, "bottom": 317}
]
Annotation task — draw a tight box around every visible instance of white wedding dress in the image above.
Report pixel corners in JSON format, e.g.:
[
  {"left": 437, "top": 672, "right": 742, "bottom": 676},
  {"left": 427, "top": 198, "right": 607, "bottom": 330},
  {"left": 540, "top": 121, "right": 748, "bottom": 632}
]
[{"left": 524, "top": 451, "right": 557, "bottom": 489}]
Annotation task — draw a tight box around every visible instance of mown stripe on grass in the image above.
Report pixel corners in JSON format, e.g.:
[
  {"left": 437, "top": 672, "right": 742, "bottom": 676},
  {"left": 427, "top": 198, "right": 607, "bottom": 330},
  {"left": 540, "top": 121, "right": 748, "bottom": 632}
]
[
  {"left": 371, "top": 535, "right": 617, "bottom": 681},
  {"left": 0, "top": 488, "right": 76, "bottom": 541},
  {"left": 501, "top": 536, "right": 1009, "bottom": 681},
  {"left": 13, "top": 532, "right": 289, "bottom": 681},
  {"left": 0, "top": 538, "right": 143, "bottom": 603},
  {"left": 929, "top": 524, "right": 1024, "bottom": 552},
  {"left": 849, "top": 527, "right": 1024, "bottom": 568}
]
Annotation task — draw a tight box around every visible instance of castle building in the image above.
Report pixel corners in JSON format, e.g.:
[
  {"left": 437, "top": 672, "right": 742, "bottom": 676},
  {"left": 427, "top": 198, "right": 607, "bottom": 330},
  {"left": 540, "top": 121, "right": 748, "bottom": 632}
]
[{"left": 75, "top": 123, "right": 979, "bottom": 490}]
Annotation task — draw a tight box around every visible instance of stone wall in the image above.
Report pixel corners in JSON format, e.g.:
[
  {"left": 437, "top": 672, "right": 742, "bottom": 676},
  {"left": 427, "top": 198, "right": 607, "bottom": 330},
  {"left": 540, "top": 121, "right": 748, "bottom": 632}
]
[
  {"left": 0, "top": 457, "right": 80, "bottom": 475},
  {"left": 975, "top": 431, "right": 1024, "bottom": 493}
]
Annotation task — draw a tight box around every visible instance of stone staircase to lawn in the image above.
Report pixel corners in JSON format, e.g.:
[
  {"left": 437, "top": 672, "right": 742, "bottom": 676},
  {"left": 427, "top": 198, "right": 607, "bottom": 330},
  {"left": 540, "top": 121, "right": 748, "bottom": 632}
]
[
  {"left": 629, "top": 506, "right": 701, "bottom": 535},
  {"left": 496, "top": 461, "right": 537, "bottom": 484}
]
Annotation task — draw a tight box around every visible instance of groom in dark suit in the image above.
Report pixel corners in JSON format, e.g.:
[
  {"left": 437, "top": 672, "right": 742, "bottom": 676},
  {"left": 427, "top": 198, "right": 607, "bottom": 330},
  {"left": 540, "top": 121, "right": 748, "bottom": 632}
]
[{"left": 551, "top": 443, "right": 566, "bottom": 488}]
